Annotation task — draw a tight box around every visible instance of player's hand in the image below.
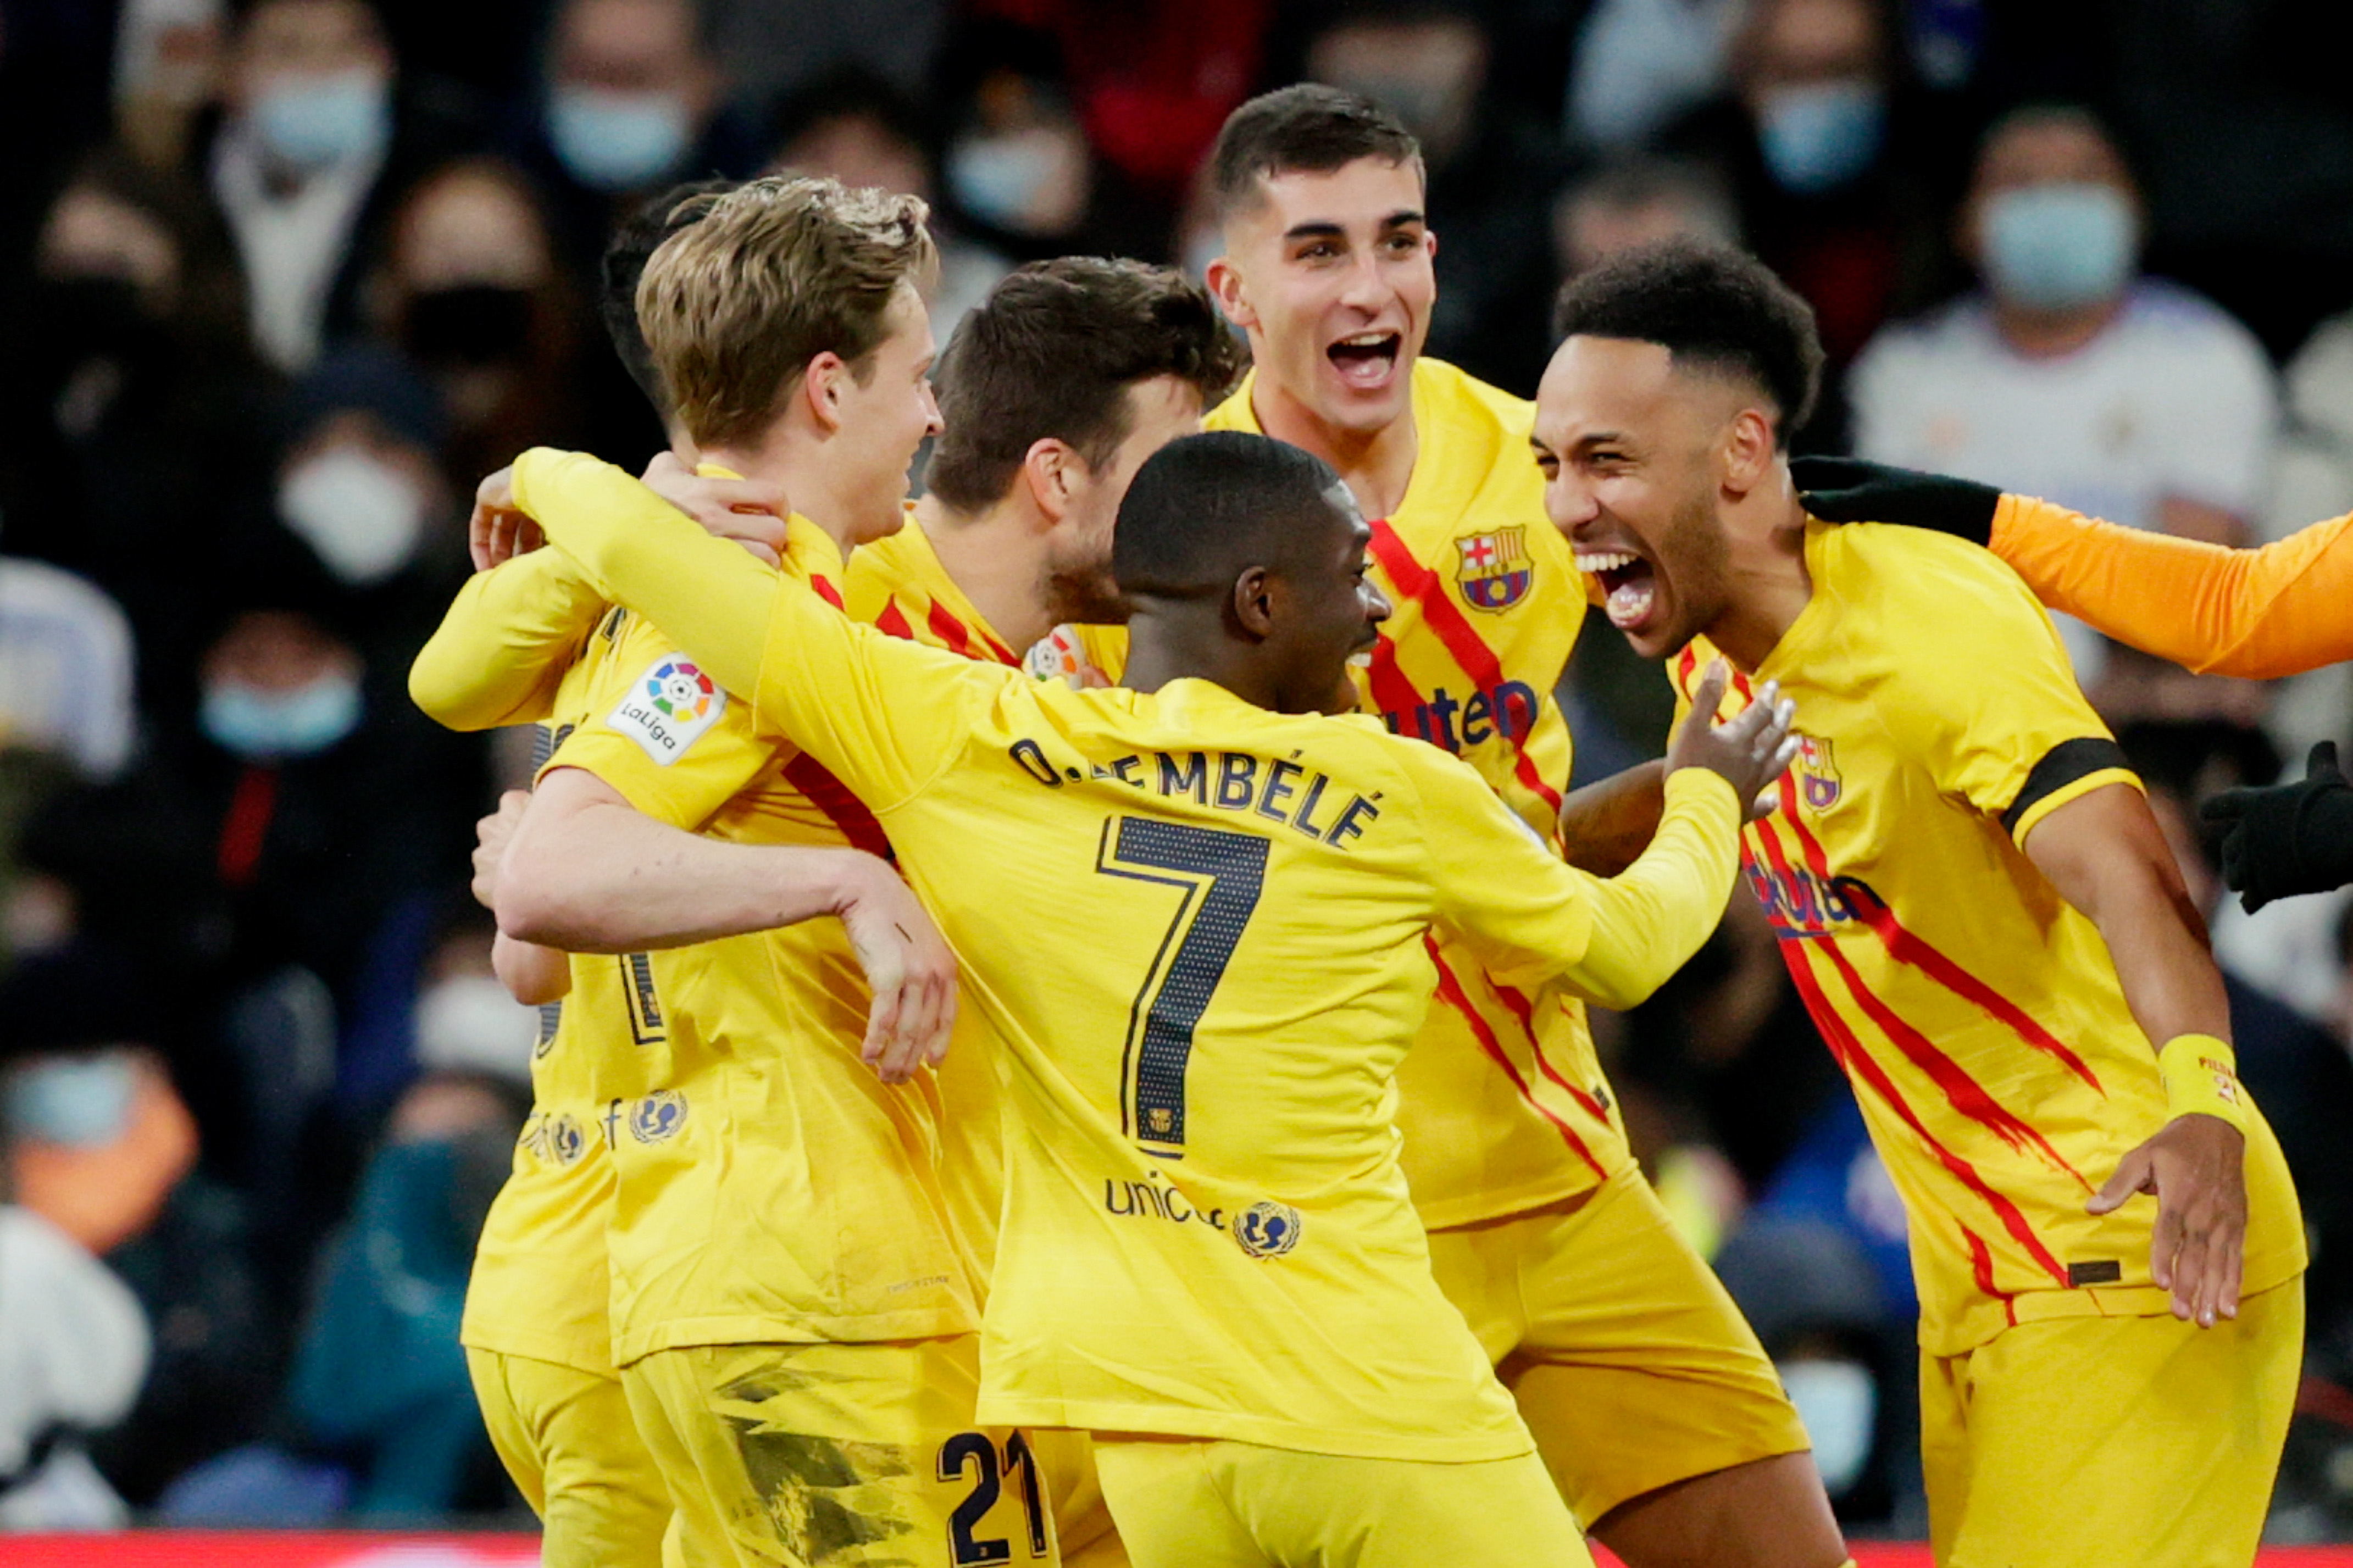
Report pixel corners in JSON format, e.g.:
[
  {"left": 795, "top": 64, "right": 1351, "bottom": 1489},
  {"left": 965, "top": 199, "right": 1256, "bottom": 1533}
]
[
  {"left": 2087, "top": 1113, "right": 2248, "bottom": 1327},
  {"left": 640, "top": 451, "right": 789, "bottom": 567},
  {"left": 833, "top": 853, "right": 958, "bottom": 1085},
  {"left": 469, "top": 466, "right": 546, "bottom": 571},
  {"left": 471, "top": 789, "right": 534, "bottom": 910},
  {"left": 1664, "top": 659, "right": 1800, "bottom": 822},
  {"left": 2200, "top": 741, "right": 2353, "bottom": 913},
  {"left": 1790, "top": 456, "right": 2001, "bottom": 547}
]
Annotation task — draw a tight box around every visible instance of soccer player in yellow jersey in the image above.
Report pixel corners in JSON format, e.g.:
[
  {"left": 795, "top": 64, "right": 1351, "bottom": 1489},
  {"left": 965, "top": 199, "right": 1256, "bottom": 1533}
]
[
  {"left": 482, "top": 425, "right": 1801, "bottom": 1568},
  {"left": 482, "top": 179, "right": 1078, "bottom": 1568},
  {"left": 1536, "top": 240, "right": 2306, "bottom": 1568},
  {"left": 1150, "top": 86, "right": 1833, "bottom": 1567},
  {"left": 846, "top": 255, "right": 1241, "bottom": 1568}
]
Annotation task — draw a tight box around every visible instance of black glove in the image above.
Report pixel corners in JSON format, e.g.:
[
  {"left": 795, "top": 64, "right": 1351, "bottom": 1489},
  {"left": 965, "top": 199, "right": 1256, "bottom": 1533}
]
[
  {"left": 1790, "top": 456, "right": 2001, "bottom": 548},
  {"left": 2200, "top": 741, "right": 2353, "bottom": 913}
]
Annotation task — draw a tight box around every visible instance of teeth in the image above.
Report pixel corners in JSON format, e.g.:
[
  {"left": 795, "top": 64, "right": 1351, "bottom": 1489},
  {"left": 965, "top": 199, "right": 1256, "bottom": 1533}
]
[
  {"left": 1347, "top": 649, "right": 1374, "bottom": 669},
  {"left": 1574, "top": 551, "right": 1638, "bottom": 572},
  {"left": 1336, "top": 331, "right": 1393, "bottom": 347}
]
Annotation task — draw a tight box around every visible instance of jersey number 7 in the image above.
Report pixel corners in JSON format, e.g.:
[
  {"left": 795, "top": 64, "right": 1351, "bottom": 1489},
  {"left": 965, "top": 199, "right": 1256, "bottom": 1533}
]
[{"left": 1095, "top": 816, "right": 1269, "bottom": 1155}]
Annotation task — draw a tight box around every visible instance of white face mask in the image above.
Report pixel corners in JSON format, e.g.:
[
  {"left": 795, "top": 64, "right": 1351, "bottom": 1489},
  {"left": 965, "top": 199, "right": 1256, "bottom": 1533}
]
[
  {"left": 278, "top": 445, "right": 427, "bottom": 585},
  {"left": 413, "top": 975, "right": 539, "bottom": 1085},
  {"left": 1781, "top": 1356, "right": 1878, "bottom": 1495}
]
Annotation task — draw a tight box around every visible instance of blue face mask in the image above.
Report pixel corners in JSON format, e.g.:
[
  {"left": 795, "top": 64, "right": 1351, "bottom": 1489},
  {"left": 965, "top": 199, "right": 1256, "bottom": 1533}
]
[
  {"left": 5, "top": 1053, "right": 138, "bottom": 1147},
  {"left": 1980, "top": 182, "right": 2137, "bottom": 312},
  {"left": 547, "top": 86, "right": 691, "bottom": 192},
  {"left": 202, "top": 672, "right": 363, "bottom": 760},
  {"left": 1756, "top": 80, "right": 1886, "bottom": 195},
  {"left": 1780, "top": 1356, "right": 1878, "bottom": 1495},
  {"left": 253, "top": 68, "right": 392, "bottom": 173}
]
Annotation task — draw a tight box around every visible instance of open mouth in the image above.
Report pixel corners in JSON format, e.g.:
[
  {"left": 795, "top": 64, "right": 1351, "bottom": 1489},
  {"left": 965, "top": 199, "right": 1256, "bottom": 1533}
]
[
  {"left": 1327, "top": 330, "right": 1402, "bottom": 390},
  {"left": 1575, "top": 548, "right": 1659, "bottom": 633}
]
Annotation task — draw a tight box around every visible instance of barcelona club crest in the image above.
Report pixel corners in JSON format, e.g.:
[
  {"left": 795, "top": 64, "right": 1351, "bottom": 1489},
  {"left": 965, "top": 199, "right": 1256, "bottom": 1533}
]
[
  {"left": 1454, "top": 528, "right": 1535, "bottom": 612},
  {"left": 1232, "top": 1200, "right": 1303, "bottom": 1260},
  {"left": 1795, "top": 734, "right": 1841, "bottom": 812}
]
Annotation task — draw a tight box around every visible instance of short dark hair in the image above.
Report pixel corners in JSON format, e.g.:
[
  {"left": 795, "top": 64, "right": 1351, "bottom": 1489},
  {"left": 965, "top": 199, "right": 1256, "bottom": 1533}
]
[
  {"left": 1114, "top": 431, "right": 1346, "bottom": 597},
  {"left": 925, "top": 259, "right": 1244, "bottom": 512},
  {"left": 601, "top": 179, "right": 735, "bottom": 423},
  {"left": 1209, "top": 84, "right": 1422, "bottom": 215},
  {"left": 1551, "top": 240, "right": 1824, "bottom": 446}
]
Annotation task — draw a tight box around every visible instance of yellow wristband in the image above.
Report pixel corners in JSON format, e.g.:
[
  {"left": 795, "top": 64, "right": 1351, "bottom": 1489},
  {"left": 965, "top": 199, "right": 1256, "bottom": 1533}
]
[{"left": 2157, "top": 1034, "right": 2249, "bottom": 1135}]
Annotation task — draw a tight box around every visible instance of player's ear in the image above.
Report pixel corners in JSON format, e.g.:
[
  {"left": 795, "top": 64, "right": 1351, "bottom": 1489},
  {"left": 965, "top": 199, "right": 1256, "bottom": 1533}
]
[
  {"left": 1230, "top": 565, "right": 1277, "bottom": 640},
  {"left": 801, "top": 352, "right": 847, "bottom": 434},
  {"left": 1720, "top": 407, "right": 1776, "bottom": 497},
  {"left": 1021, "top": 438, "right": 1077, "bottom": 525},
  {"left": 1205, "top": 257, "right": 1256, "bottom": 332}
]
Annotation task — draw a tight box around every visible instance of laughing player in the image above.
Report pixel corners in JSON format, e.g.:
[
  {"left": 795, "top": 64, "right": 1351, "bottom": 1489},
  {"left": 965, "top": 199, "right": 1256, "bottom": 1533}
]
[{"left": 1538, "top": 240, "right": 2305, "bottom": 1568}]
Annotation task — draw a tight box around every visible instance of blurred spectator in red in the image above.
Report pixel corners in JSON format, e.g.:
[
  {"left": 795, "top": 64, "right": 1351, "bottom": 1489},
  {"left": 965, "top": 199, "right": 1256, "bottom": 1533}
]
[
  {"left": 1850, "top": 105, "right": 2279, "bottom": 676},
  {"left": 765, "top": 64, "right": 1011, "bottom": 341},
  {"left": 1658, "top": 0, "right": 1954, "bottom": 392},
  {"left": 371, "top": 158, "right": 590, "bottom": 499},
  {"left": 969, "top": 0, "right": 1268, "bottom": 198},
  {"left": 0, "top": 148, "right": 281, "bottom": 724},
  {"left": 1301, "top": 1, "right": 1573, "bottom": 393},
  {"left": 205, "top": 0, "right": 410, "bottom": 374}
]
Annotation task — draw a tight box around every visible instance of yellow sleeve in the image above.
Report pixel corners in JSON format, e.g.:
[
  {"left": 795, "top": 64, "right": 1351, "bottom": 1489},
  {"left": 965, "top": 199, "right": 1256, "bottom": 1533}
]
[
  {"left": 539, "top": 617, "right": 769, "bottom": 830},
  {"left": 511, "top": 447, "right": 998, "bottom": 812},
  {"left": 1419, "top": 748, "right": 1740, "bottom": 1010},
  {"left": 408, "top": 549, "right": 608, "bottom": 729},
  {"left": 1908, "top": 540, "right": 2141, "bottom": 846},
  {"left": 1991, "top": 494, "right": 2353, "bottom": 680}
]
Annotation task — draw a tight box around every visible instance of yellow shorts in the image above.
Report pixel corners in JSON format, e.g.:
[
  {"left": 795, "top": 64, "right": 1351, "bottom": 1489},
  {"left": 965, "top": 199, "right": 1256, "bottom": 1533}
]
[
  {"left": 465, "top": 1347, "right": 670, "bottom": 1568},
  {"left": 1030, "top": 1429, "right": 1129, "bottom": 1568},
  {"left": 622, "top": 1336, "right": 1058, "bottom": 1567},
  {"left": 1921, "top": 1276, "right": 2302, "bottom": 1568},
  {"left": 1425, "top": 1165, "right": 1810, "bottom": 1526},
  {"left": 1092, "top": 1436, "right": 1590, "bottom": 1568}
]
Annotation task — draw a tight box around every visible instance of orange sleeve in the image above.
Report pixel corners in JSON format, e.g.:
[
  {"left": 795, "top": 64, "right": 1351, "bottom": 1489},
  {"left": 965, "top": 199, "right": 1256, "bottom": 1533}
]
[{"left": 1989, "top": 495, "right": 2353, "bottom": 680}]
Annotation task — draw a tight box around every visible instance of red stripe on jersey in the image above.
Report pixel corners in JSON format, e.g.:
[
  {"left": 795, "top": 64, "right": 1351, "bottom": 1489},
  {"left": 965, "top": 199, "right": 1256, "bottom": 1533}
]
[
  {"left": 1363, "top": 634, "right": 1428, "bottom": 735},
  {"left": 811, "top": 574, "right": 846, "bottom": 610},
  {"left": 781, "top": 752, "right": 895, "bottom": 864},
  {"left": 926, "top": 599, "right": 975, "bottom": 659},
  {"left": 1833, "top": 876, "right": 2105, "bottom": 1094},
  {"left": 1753, "top": 818, "right": 2071, "bottom": 1287},
  {"left": 1426, "top": 935, "right": 1608, "bottom": 1181},
  {"left": 1494, "top": 982, "right": 1612, "bottom": 1124},
  {"left": 1770, "top": 790, "right": 2090, "bottom": 1185},
  {"left": 875, "top": 599, "right": 917, "bottom": 641},
  {"left": 1963, "top": 1228, "right": 2022, "bottom": 1325},
  {"left": 1364, "top": 520, "right": 1564, "bottom": 814}
]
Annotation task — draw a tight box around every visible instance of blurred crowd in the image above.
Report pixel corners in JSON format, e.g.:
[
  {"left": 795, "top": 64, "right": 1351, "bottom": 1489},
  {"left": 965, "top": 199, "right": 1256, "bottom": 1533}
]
[{"left": 2, "top": 0, "right": 2352, "bottom": 1540}]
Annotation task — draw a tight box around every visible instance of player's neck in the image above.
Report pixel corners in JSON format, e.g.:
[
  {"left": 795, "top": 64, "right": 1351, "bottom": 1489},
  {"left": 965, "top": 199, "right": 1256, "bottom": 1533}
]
[
  {"left": 698, "top": 427, "right": 855, "bottom": 555},
  {"left": 912, "top": 492, "right": 1055, "bottom": 652},
  {"left": 1707, "top": 493, "right": 1814, "bottom": 671},
  {"left": 1249, "top": 372, "right": 1419, "bottom": 520},
  {"left": 1123, "top": 609, "right": 1275, "bottom": 709}
]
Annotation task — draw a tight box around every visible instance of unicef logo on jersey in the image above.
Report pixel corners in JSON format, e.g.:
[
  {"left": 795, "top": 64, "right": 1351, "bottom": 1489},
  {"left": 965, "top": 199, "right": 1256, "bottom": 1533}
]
[
  {"left": 1232, "top": 1200, "right": 1303, "bottom": 1260},
  {"left": 628, "top": 1090, "right": 689, "bottom": 1144}
]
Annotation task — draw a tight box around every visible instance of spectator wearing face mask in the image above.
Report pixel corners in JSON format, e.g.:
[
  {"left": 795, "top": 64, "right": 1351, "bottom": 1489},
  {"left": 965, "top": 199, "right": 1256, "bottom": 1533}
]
[
  {"left": 1301, "top": 1, "right": 1572, "bottom": 394},
  {"left": 1658, "top": 0, "right": 1957, "bottom": 393},
  {"left": 205, "top": 0, "right": 429, "bottom": 374},
  {"left": 371, "top": 158, "right": 592, "bottom": 506},
  {"left": 1849, "top": 104, "right": 2280, "bottom": 679},
  {"left": 514, "top": 0, "right": 736, "bottom": 281},
  {"left": 0, "top": 149, "right": 281, "bottom": 727}
]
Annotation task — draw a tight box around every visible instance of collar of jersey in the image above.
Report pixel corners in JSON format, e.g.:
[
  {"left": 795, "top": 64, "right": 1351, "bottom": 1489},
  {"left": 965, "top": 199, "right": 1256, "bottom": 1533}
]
[{"left": 689, "top": 461, "right": 842, "bottom": 580}]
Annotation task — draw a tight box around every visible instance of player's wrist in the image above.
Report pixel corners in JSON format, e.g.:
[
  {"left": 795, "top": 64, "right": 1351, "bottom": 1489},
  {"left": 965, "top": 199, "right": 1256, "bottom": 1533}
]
[{"left": 2157, "top": 1033, "right": 2250, "bottom": 1136}]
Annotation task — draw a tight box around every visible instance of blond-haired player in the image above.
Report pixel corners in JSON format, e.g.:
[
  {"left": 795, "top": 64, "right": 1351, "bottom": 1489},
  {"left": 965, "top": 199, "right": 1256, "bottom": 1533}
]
[
  {"left": 478, "top": 425, "right": 1802, "bottom": 1568},
  {"left": 1058, "top": 86, "right": 1842, "bottom": 1568}
]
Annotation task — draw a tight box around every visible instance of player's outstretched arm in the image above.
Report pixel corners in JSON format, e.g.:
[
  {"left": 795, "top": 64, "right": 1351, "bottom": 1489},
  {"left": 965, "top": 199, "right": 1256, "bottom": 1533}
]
[
  {"left": 498, "top": 767, "right": 954, "bottom": 1080},
  {"left": 1796, "top": 455, "right": 2353, "bottom": 681},
  {"left": 2023, "top": 783, "right": 2249, "bottom": 1329}
]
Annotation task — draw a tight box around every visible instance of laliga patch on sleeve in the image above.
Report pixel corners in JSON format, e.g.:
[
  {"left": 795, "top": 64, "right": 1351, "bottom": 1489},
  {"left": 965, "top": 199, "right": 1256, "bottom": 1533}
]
[{"left": 607, "top": 656, "right": 727, "bottom": 765}]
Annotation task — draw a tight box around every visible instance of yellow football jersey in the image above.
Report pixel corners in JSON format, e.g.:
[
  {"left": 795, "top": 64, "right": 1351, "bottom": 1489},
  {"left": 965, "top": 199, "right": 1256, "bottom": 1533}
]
[
  {"left": 505, "top": 446, "right": 1747, "bottom": 1462},
  {"left": 431, "top": 591, "right": 674, "bottom": 1376},
  {"left": 845, "top": 521, "right": 1022, "bottom": 1287},
  {"left": 545, "top": 516, "right": 977, "bottom": 1366},
  {"left": 1202, "top": 359, "right": 1623, "bottom": 1226},
  {"left": 1674, "top": 520, "right": 2305, "bottom": 1355}
]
